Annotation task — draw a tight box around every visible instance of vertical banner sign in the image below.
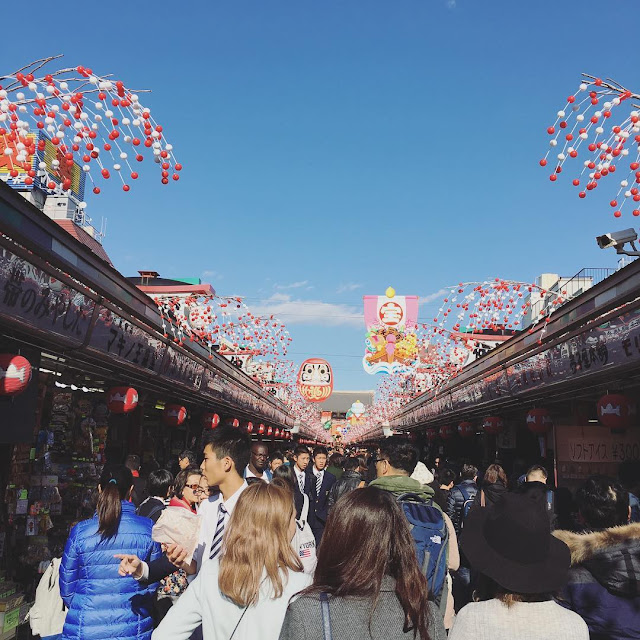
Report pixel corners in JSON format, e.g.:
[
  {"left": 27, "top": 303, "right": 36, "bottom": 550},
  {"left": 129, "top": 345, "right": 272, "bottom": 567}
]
[{"left": 363, "top": 287, "right": 419, "bottom": 375}]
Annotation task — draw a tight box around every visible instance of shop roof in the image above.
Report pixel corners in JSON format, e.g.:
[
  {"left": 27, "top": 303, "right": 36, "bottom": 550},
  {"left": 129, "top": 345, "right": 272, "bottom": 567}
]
[
  {"left": 55, "top": 220, "right": 112, "bottom": 265},
  {"left": 316, "top": 390, "right": 375, "bottom": 413}
]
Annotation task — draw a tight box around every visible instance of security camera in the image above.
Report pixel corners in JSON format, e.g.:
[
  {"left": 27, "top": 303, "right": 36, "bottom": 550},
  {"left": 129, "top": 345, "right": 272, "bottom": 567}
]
[{"left": 596, "top": 228, "right": 640, "bottom": 256}]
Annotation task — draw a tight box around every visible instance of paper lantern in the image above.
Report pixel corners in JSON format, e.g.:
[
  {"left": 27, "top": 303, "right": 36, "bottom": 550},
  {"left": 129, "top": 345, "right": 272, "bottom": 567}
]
[
  {"left": 267, "top": 426, "right": 273, "bottom": 436},
  {"left": 0, "top": 354, "right": 32, "bottom": 396},
  {"left": 482, "top": 416, "right": 504, "bottom": 435},
  {"left": 202, "top": 412, "right": 220, "bottom": 429},
  {"left": 106, "top": 387, "right": 138, "bottom": 414},
  {"left": 597, "top": 394, "right": 636, "bottom": 430},
  {"left": 439, "top": 425, "right": 455, "bottom": 440},
  {"left": 246, "top": 421, "right": 254, "bottom": 433},
  {"left": 296, "top": 359, "right": 334, "bottom": 403},
  {"left": 258, "top": 423, "right": 266, "bottom": 435},
  {"left": 274, "top": 428, "right": 280, "bottom": 438},
  {"left": 164, "top": 404, "right": 187, "bottom": 427},
  {"left": 526, "top": 408, "right": 553, "bottom": 434},
  {"left": 458, "top": 421, "right": 475, "bottom": 438},
  {"left": 425, "top": 428, "right": 438, "bottom": 442}
]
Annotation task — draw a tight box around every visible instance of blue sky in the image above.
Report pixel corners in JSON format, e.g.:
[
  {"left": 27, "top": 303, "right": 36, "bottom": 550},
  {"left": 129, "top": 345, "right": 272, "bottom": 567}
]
[{"left": 4, "top": 0, "right": 638, "bottom": 391}]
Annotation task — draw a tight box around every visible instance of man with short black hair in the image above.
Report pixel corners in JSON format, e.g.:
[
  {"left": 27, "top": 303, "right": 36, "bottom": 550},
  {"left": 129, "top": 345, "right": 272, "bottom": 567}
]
[
  {"left": 244, "top": 441, "right": 272, "bottom": 484},
  {"left": 446, "top": 464, "right": 478, "bottom": 535},
  {"left": 137, "top": 469, "right": 173, "bottom": 523},
  {"left": 433, "top": 468, "right": 456, "bottom": 512},
  {"left": 178, "top": 450, "right": 196, "bottom": 471},
  {"left": 307, "top": 446, "right": 336, "bottom": 543},
  {"left": 555, "top": 475, "right": 639, "bottom": 638},
  {"left": 293, "top": 445, "right": 312, "bottom": 497}
]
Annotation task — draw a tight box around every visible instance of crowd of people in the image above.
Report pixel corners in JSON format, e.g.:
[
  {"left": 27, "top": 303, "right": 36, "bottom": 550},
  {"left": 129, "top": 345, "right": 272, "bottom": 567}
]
[{"left": 42, "top": 429, "right": 640, "bottom": 640}]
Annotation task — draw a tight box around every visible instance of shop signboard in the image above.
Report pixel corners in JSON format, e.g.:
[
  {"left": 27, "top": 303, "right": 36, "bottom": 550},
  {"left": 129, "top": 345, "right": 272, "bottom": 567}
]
[
  {"left": 159, "top": 346, "right": 205, "bottom": 390},
  {"left": 0, "top": 246, "right": 95, "bottom": 346},
  {"left": 87, "top": 305, "right": 165, "bottom": 375},
  {"left": 556, "top": 424, "right": 640, "bottom": 488}
]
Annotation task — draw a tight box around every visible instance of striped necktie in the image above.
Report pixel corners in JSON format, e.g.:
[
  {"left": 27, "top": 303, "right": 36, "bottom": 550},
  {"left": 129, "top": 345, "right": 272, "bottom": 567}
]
[
  {"left": 298, "top": 472, "right": 305, "bottom": 493},
  {"left": 209, "top": 502, "right": 227, "bottom": 560},
  {"left": 316, "top": 471, "right": 323, "bottom": 496}
]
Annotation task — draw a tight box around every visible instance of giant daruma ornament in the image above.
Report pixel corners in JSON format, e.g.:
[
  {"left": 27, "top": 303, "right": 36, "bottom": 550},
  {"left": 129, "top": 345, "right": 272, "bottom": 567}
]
[
  {"left": 107, "top": 387, "right": 138, "bottom": 414},
  {"left": 0, "top": 354, "right": 32, "bottom": 396},
  {"left": 297, "top": 359, "right": 334, "bottom": 403},
  {"left": 597, "top": 394, "right": 635, "bottom": 431}
]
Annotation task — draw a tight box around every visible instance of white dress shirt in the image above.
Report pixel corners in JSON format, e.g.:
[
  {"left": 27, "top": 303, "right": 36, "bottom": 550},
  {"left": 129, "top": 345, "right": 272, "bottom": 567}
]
[
  {"left": 245, "top": 465, "right": 270, "bottom": 483},
  {"left": 193, "top": 481, "right": 248, "bottom": 570}
]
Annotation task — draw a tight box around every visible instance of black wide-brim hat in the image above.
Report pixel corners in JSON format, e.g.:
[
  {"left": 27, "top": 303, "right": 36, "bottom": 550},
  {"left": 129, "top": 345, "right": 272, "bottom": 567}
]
[{"left": 460, "top": 489, "right": 571, "bottom": 594}]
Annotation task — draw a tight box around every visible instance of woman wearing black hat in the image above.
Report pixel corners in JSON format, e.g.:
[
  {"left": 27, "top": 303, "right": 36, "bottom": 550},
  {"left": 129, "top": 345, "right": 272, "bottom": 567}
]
[{"left": 448, "top": 491, "right": 589, "bottom": 640}]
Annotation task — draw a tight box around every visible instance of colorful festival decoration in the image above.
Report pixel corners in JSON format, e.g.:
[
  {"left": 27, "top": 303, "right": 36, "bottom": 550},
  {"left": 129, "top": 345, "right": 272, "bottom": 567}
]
[
  {"left": 106, "top": 386, "right": 138, "bottom": 414},
  {"left": 541, "top": 74, "right": 640, "bottom": 218},
  {"left": 526, "top": 408, "right": 554, "bottom": 434},
  {"left": 597, "top": 393, "right": 636, "bottom": 431},
  {"left": 202, "top": 412, "right": 220, "bottom": 429},
  {"left": 482, "top": 416, "right": 504, "bottom": 435},
  {"left": 296, "top": 359, "right": 334, "bottom": 403},
  {"left": 346, "top": 400, "right": 367, "bottom": 426},
  {"left": 163, "top": 404, "right": 187, "bottom": 427},
  {"left": 0, "top": 354, "right": 32, "bottom": 396},
  {"left": 363, "top": 287, "right": 419, "bottom": 375},
  {"left": 0, "top": 56, "right": 180, "bottom": 207}
]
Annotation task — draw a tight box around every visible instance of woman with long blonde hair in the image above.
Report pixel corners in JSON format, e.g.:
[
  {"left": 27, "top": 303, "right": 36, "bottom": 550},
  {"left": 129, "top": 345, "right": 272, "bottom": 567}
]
[{"left": 152, "top": 482, "right": 310, "bottom": 640}]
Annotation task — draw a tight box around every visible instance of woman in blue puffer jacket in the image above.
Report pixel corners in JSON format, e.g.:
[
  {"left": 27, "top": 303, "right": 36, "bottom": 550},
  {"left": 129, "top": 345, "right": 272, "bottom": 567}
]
[{"left": 59, "top": 464, "right": 162, "bottom": 640}]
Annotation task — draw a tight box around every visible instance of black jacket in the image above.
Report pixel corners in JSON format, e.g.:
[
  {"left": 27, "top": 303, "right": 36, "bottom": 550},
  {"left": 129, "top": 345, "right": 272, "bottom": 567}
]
[
  {"left": 473, "top": 482, "right": 507, "bottom": 509},
  {"left": 446, "top": 479, "right": 478, "bottom": 535},
  {"left": 136, "top": 497, "right": 166, "bottom": 523},
  {"left": 327, "top": 471, "right": 362, "bottom": 510}
]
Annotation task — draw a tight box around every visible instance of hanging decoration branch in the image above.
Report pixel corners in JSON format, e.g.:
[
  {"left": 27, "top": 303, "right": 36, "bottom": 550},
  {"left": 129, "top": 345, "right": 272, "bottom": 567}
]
[
  {"left": 0, "top": 55, "right": 181, "bottom": 209},
  {"left": 541, "top": 74, "right": 640, "bottom": 218}
]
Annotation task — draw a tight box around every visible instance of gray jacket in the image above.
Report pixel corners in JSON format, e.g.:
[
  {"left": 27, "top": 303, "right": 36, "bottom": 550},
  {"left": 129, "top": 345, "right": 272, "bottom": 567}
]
[{"left": 278, "top": 576, "right": 446, "bottom": 640}]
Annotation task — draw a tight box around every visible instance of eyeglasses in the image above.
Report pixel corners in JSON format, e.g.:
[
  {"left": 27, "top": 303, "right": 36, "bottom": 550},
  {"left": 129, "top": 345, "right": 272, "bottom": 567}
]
[
  {"left": 186, "top": 483, "right": 205, "bottom": 492},
  {"left": 375, "top": 458, "right": 389, "bottom": 465}
]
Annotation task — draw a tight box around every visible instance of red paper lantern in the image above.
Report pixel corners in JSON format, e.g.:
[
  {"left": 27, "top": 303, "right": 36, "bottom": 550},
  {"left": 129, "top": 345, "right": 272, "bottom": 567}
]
[
  {"left": 458, "top": 421, "right": 475, "bottom": 438},
  {"left": 526, "top": 408, "right": 553, "bottom": 434},
  {"left": 439, "top": 425, "right": 455, "bottom": 440},
  {"left": 597, "top": 394, "right": 635, "bottom": 430},
  {"left": 482, "top": 416, "right": 504, "bottom": 435},
  {"left": 285, "top": 430, "right": 292, "bottom": 440},
  {"left": 258, "top": 423, "right": 266, "bottom": 435},
  {"left": 0, "top": 354, "right": 32, "bottom": 396},
  {"left": 202, "top": 412, "right": 220, "bottom": 429},
  {"left": 274, "top": 428, "right": 280, "bottom": 438},
  {"left": 164, "top": 404, "right": 187, "bottom": 427},
  {"left": 267, "top": 426, "right": 273, "bottom": 436},
  {"left": 246, "top": 421, "right": 254, "bottom": 433},
  {"left": 425, "top": 428, "right": 438, "bottom": 442},
  {"left": 107, "top": 387, "right": 138, "bottom": 414},
  {"left": 232, "top": 418, "right": 240, "bottom": 428}
]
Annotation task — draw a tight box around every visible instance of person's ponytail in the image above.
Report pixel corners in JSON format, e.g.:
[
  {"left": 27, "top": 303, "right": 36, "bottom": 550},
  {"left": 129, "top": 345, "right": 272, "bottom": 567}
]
[{"left": 97, "top": 465, "right": 133, "bottom": 539}]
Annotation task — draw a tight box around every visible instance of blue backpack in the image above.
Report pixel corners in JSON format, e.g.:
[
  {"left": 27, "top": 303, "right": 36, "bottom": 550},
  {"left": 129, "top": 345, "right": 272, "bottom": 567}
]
[
  {"left": 396, "top": 493, "right": 449, "bottom": 604},
  {"left": 458, "top": 485, "right": 475, "bottom": 527}
]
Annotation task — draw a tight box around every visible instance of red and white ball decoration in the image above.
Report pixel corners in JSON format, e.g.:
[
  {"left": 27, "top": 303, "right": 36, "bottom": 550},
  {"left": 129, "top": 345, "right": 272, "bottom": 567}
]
[
  {"left": 0, "top": 354, "right": 31, "bottom": 396},
  {"left": 458, "top": 421, "right": 475, "bottom": 438},
  {"left": 107, "top": 386, "right": 138, "bottom": 413},
  {"left": 0, "top": 56, "right": 181, "bottom": 204},
  {"left": 526, "top": 408, "right": 553, "bottom": 434},
  {"left": 542, "top": 75, "right": 640, "bottom": 219},
  {"left": 597, "top": 393, "right": 636, "bottom": 430},
  {"left": 163, "top": 404, "right": 187, "bottom": 427},
  {"left": 482, "top": 416, "right": 504, "bottom": 435},
  {"left": 202, "top": 412, "right": 220, "bottom": 429}
]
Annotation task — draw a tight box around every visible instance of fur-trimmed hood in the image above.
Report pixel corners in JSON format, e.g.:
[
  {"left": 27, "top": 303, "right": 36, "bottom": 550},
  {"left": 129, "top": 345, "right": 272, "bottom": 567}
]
[{"left": 553, "top": 523, "right": 640, "bottom": 597}]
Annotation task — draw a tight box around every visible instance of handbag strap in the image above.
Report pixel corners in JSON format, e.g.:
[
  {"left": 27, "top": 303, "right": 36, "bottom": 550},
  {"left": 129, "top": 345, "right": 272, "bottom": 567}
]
[
  {"left": 320, "top": 592, "right": 332, "bottom": 640},
  {"left": 229, "top": 605, "right": 249, "bottom": 640}
]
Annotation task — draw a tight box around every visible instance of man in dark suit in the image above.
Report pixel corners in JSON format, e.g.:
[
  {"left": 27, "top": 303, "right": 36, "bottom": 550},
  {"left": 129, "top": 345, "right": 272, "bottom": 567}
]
[{"left": 306, "top": 446, "right": 336, "bottom": 544}]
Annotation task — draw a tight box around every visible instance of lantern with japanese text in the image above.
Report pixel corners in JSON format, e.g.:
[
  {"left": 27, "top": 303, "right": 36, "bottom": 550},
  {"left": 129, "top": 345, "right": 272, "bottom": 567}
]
[
  {"left": 526, "top": 408, "right": 553, "bottom": 435},
  {"left": 274, "top": 428, "right": 280, "bottom": 438},
  {"left": 267, "top": 426, "right": 273, "bottom": 436},
  {"left": 439, "top": 425, "right": 455, "bottom": 440},
  {"left": 297, "top": 359, "right": 334, "bottom": 403},
  {"left": 425, "top": 428, "right": 438, "bottom": 443},
  {"left": 482, "top": 416, "right": 504, "bottom": 435},
  {"left": 458, "top": 421, "right": 475, "bottom": 438},
  {"left": 597, "top": 394, "right": 636, "bottom": 431},
  {"left": 164, "top": 405, "right": 187, "bottom": 427},
  {"left": 246, "top": 421, "right": 254, "bottom": 433},
  {"left": 0, "top": 354, "right": 32, "bottom": 396},
  {"left": 258, "top": 423, "right": 266, "bottom": 435},
  {"left": 106, "top": 387, "right": 138, "bottom": 414},
  {"left": 202, "top": 412, "right": 220, "bottom": 429}
]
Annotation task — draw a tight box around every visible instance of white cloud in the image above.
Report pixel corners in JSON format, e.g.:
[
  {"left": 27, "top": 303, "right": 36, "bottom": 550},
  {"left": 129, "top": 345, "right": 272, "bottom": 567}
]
[
  {"left": 251, "top": 294, "right": 363, "bottom": 327},
  {"left": 419, "top": 288, "right": 450, "bottom": 306},
  {"left": 446, "top": 0, "right": 456, "bottom": 8},
  {"left": 202, "top": 269, "right": 223, "bottom": 280},
  {"left": 337, "top": 283, "right": 363, "bottom": 294},
  {"left": 274, "top": 280, "right": 309, "bottom": 290}
]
